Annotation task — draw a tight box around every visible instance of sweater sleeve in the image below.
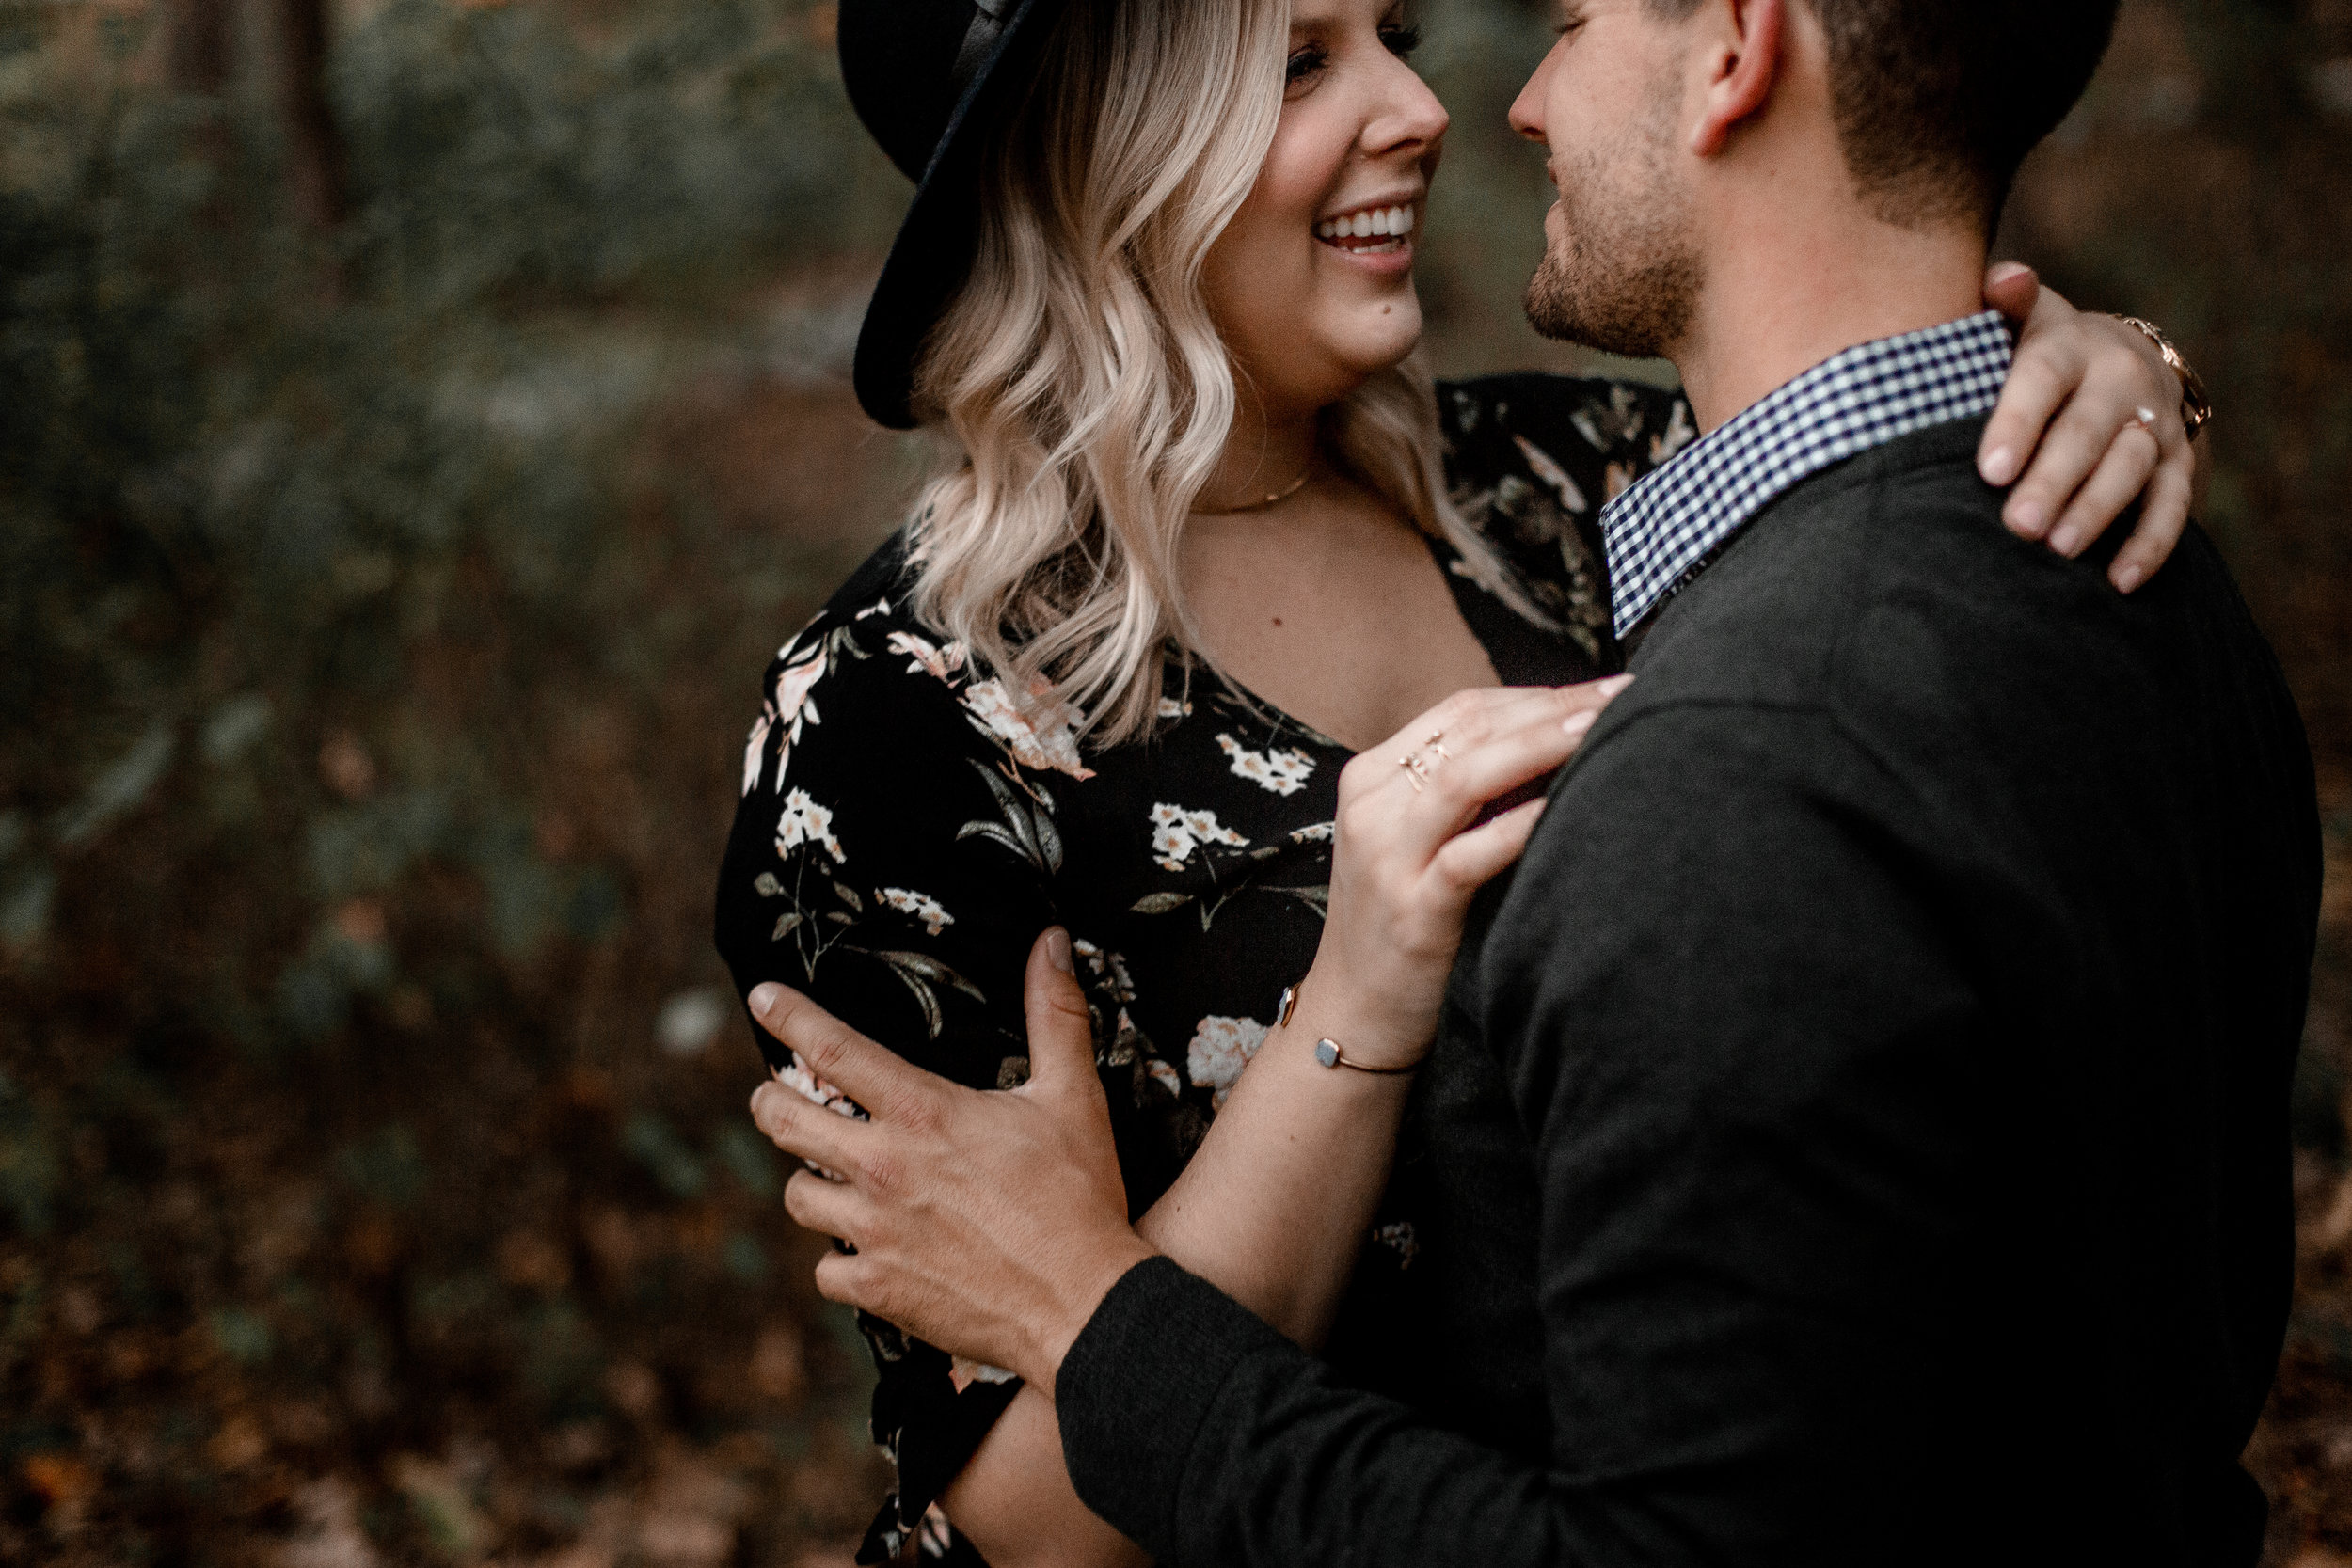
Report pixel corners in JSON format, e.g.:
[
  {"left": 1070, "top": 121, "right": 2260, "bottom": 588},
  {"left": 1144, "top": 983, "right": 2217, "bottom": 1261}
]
[
  {"left": 713, "top": 558, "right": 1104, "bottom": 1560},
  {"left": 1056, "top": 699, "right": 1996, "bottom": 1568}
]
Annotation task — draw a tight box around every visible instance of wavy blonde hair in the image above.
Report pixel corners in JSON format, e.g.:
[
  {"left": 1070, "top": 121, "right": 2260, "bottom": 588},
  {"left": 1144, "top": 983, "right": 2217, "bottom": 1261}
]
[{"left": 906, "top": 0, "right": 1534, "bottom": 747}]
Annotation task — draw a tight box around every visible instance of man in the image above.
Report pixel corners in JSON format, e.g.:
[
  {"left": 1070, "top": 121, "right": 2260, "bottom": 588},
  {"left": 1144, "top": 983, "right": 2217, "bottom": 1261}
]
[{"left": 748, "top": 0, "right": 2321, "bottom": 1562}]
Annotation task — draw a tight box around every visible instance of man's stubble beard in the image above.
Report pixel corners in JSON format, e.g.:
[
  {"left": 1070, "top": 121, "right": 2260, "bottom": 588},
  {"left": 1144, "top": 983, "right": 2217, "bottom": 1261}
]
[{"left": 1522, "top": 84, "right": 1702, "bottom": 358}]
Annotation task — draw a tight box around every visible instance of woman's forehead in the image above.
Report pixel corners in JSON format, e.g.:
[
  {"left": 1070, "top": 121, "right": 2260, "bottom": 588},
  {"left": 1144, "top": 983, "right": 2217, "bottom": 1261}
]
[{"left": 1286, "top": 0, "right": 1409, "bottom": 33}]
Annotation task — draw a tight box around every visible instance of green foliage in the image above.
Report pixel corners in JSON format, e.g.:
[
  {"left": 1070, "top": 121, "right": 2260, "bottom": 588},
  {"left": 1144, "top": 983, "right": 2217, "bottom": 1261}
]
[
  {"left": 622, "top": 1110, "right": 707, "bottom": 1198},
  {"left": 336, "top": 1123, "right": 429, "bottom": 1208},
  {"left": 336, "top": 0, "right": 885, "bottom": 305},
  {"left": 208, "top": 1306, "right": 275, "bottom": 1367},
  {"left": 0, "top": 1072, "right": 59, "bottom": 1237}
]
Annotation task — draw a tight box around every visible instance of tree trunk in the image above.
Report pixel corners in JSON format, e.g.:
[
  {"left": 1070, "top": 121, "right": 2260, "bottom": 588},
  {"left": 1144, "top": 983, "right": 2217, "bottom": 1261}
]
[
  {"left": 166, "top": 0, "right": 233, "bottom": 94},
  {"left": 276, "top": 0, "right": 344, "bottom": 231}
]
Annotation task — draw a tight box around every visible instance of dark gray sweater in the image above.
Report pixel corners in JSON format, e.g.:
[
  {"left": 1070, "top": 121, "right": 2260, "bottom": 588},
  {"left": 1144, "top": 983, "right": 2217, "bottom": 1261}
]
[{"left": 1054, "top": 417, "right": 2321, "bottom": 1567}]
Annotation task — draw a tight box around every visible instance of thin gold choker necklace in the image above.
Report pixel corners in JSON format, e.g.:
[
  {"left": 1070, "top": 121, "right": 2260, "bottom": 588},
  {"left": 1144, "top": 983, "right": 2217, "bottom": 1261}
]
[{"left": 1195, "top": 468, "right": 1311, "bottom": 515}]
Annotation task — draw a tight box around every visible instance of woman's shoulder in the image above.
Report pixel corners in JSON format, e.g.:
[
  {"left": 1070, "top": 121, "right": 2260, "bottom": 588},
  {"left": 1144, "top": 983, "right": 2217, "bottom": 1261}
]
[
  {"left": 739, "top": 528, "right": 1098, "bottom": 802},
  {"left": 1427, "top": 373, "right": 1689, "bottom": 645},
  {"left": 1434, "top": 371, "right": 1695, "bottom": 507}
]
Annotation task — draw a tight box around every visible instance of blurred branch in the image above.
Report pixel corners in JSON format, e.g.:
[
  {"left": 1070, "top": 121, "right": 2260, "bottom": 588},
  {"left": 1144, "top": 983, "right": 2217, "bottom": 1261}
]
[
  {"left": 277, "top": 0, "right": 345, "bottom": 231},
  {"left": 166, "top": 0, "right": 232, "bottom": 94}
]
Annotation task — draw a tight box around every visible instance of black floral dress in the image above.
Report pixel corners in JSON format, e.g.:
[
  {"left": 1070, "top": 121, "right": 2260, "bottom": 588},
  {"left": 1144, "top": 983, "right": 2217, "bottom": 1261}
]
[{"left": 712, "top": 373, "right": 1693, "bottom": 1564}]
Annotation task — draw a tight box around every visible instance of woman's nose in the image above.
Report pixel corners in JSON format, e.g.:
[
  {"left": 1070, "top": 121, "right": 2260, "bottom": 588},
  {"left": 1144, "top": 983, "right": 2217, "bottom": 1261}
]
[{"left": 1364, "top": 60, "right": 1450, "bottom": 155}]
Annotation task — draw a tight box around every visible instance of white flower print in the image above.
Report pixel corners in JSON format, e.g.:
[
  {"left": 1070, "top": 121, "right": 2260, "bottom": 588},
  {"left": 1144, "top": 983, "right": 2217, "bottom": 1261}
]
[
  {"left": 918, "top": 1503, "right": 955, "bottom": 1556},
  {"left": 1149, "top": 803, "right": 1249, "bottom": 871},
  {"left": 854, "top": 596, "right": 892, "bottom": 620},
  {"left": 1653, "top": 399, "right": 1696, "bottom": 465},
  {"left": 961, "top": 678, "right": 1096, "bottom": 780},
  {"left": 1514, "top": 434, "right": 1591, "bottom": 515},
  {"left": 741, "top": 708, "right": 771, "bottom": 798},
  {"left": 1290, "top": 821, "right": 1335, "bottom": 844},
  {"left": 1155, "top": 697, "right": 1192, "bottom": 720},
  {"left": 948, "top": 1355, "right": 1018, "bottom": 1393},
  {"left": 876, "top": 886, "right": 953, "bottom": 936},
  {"left": 759, "top": 638, "right": 829, "bottom": 793},
  {"left": 775, "top": 788, "right": 846, "bottom": 864},
  {"left": 1146, "top": 1058, "right": 1183, "bottom": 1099},
  {"left": 1186, "top": 1014, "right": 1268, "bottom": 1109},
  {"left": 777, "top": 1053, "right": 866, "bottom": 1120},
  {"left": 1216, "top": 734, "right": 1316, "bottom": 797},
  {"left": 1372, "top": 1220, "right": 1419, "bottom": 1270},
  {"left": 887, "top": 629, "right": 967, "bottom": 682},
  {"left": 775, "top": 1051, "right": 867, "bottom": 1181},
  {"left": 1071, "top": 938, "right": 1137, "bottom": 1004}
]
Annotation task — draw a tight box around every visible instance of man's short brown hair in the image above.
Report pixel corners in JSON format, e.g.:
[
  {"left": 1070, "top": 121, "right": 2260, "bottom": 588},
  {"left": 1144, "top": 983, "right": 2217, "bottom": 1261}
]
[{"left": 1654, "top": 0, "right": 2121, "bottom": 230}]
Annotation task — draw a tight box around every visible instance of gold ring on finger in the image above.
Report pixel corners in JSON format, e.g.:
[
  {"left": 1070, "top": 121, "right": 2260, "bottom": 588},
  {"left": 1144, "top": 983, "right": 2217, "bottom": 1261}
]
[
  {"left": 1423, "top": 729, "right": 1452, "bottom": 761},
  {"left": 1397, "top": 752, "right": 1431, "bottom": 792}
]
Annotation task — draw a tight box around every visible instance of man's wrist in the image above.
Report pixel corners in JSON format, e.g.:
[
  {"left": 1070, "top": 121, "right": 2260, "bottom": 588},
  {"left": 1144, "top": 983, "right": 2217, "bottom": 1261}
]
[{"left": 1025, "top": 1230, "right": 1160, "bottom": 1393}]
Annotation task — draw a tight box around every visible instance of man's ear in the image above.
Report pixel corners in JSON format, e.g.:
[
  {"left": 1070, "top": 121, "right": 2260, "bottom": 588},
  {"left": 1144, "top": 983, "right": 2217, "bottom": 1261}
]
[{"left": 1690, "top": 0, "right": 1784, "bottom": 157}]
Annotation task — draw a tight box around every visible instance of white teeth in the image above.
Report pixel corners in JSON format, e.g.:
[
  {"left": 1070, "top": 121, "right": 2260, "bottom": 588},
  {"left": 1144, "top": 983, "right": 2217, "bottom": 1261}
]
[{"left": 1316, "top": 203, "right": 1416, "bottom": 243}]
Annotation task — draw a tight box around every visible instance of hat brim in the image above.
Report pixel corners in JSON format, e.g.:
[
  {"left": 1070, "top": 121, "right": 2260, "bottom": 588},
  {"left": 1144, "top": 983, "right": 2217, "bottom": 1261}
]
[{"left": 851, "top": 0, "right": 1071, "bottom": 430}]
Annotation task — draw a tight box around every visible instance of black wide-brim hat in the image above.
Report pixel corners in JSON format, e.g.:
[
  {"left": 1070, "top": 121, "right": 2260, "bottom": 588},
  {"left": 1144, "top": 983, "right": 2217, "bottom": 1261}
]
[{"left": 838, "top": 0, "right": 1074, "bottom": 430}]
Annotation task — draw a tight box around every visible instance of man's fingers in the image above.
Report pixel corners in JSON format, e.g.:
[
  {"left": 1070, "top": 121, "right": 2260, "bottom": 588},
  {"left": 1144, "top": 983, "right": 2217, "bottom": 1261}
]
[
  {"left": 1023, "top": 927, "right": 1099, "bottom": 1093},
  {"left": 811, "top": 1248, "right": 879, "bottom": 1311},
  {"left": 749, "top": 1081, "right": 863, "bottom": 1172},
  {"left": 783, "top": 1165, "right": 869, "bottom": 1243},
  {"left": 748, "top": 981, "right": 921, "bottom": 1111},
  {"left": 2047, "top": 425, "right": 2160, "bottom": 557}
]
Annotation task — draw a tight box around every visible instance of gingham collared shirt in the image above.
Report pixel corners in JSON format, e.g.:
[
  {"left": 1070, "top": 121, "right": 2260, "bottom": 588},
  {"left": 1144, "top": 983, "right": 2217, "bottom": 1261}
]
[{"left": 1601, "top": 309, "right": 2016, "bottom": 638}]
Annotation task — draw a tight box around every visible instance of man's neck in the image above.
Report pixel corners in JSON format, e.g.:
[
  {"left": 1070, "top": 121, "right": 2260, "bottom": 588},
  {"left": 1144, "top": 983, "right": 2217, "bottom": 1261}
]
[{"left": 1669, "top": 215, "right": 1989, "bottom": 436}]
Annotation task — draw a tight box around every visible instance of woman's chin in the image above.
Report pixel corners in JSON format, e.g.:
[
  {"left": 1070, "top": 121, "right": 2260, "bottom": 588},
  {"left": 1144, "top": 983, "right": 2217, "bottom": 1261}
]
[
  {"left": 1237, "top": 303, "right": 1425, "bottom": 412},
  {"left": 1337, "top": 306, "right": 1426, "bottom": 379}
]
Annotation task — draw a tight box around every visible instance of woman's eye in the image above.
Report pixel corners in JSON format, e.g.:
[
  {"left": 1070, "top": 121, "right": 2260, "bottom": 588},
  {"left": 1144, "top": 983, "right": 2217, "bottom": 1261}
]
[
  {"left": 1285, "top": 44, "right": 1329, "bottom": 86},
  {"left": 1379, "top": 23, "right": 1422, "bottom": 58}
]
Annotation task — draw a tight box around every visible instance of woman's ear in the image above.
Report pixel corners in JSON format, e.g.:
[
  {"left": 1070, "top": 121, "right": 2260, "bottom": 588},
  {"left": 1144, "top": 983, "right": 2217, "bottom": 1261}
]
[{"left": 1690, "top": 0, "right": 1784, "bottom": 157}]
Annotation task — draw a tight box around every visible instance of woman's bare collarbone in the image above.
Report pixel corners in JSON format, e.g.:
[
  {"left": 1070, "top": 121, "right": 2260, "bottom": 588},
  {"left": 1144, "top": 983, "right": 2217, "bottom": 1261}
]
[{"left": 1181, "top": 484, "right": 1501, "bottom": 752}]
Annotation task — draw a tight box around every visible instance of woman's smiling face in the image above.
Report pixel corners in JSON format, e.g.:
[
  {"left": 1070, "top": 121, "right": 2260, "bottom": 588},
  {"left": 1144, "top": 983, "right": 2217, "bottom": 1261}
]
[{"left": 1201, "top": 0, "right": 1446, "bottom": 420}]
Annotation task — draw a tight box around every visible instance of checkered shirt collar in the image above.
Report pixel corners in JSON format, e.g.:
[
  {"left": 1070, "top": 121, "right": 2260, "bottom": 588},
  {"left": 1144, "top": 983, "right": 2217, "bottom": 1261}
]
[{"left": 1601, "top": 309, "right": 2016, "bottom": 637}]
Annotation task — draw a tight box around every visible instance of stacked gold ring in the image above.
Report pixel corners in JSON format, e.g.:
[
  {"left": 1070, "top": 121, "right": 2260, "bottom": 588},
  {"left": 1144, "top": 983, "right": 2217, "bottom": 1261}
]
[{"left": 1396, "top": 729, "right": 1450, "bottom": 793}]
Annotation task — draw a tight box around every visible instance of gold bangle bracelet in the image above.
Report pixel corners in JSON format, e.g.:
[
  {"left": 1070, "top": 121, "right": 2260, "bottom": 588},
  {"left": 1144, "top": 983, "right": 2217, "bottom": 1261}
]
[
  {"left": 2116, "top": 315, "right": 2215, "bottom": 438},
  {"left": 1311, "top": 1037, "right": 1419, "bottom": 1075},
  {"left": 1274, "top": 982, "right": 1425, "bottom": 1075}
]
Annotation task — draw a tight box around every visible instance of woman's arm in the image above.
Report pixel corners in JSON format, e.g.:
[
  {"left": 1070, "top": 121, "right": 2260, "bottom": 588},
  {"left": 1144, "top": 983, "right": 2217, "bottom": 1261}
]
[
  {"left": 713, "top": 577, "right": 1108, "bottom": 1561},
  {"left": 755, "top": 681, "right": 1631, "bottom": 1568}
]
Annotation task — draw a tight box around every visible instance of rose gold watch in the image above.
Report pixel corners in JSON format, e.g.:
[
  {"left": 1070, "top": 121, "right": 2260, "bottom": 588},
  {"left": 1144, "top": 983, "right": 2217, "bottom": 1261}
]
[{"left": 2117, "top": 316, "right": 2214, "bottom": 438}]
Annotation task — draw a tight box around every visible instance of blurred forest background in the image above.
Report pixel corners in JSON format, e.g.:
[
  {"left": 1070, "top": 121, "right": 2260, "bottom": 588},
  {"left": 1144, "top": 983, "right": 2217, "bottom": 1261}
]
[{"left": 1, "top": 0, "right": 2348, "bottom": 1562}]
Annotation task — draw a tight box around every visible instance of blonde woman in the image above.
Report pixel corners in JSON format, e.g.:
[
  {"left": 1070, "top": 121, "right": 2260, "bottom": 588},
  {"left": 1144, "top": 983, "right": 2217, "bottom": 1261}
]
[{"left": 715, "top": 0, "right": 2209, "bottom": 1561}]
